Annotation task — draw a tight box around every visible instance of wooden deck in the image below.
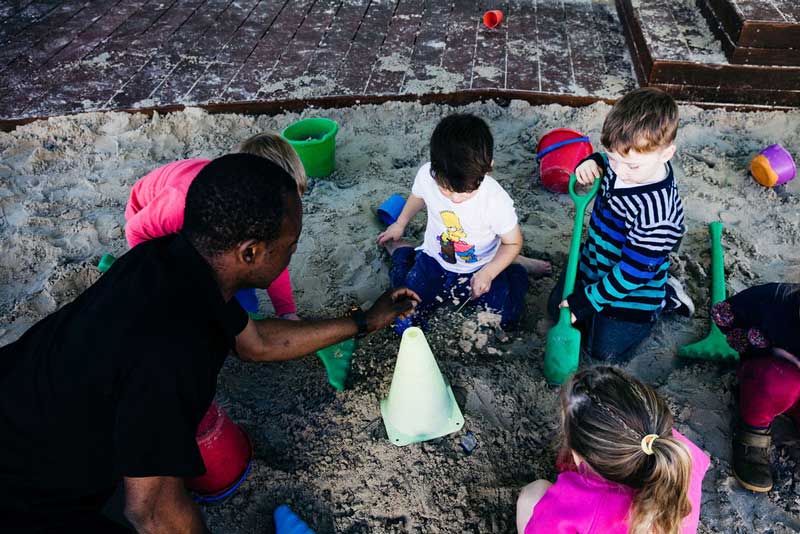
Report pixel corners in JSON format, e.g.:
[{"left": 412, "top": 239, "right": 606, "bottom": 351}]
[
  {"left": 1, "top": 0, "right": 798, "bottom": 129},
  {"left": 0, "top": 0, "right": 638, "bottom": 128}
]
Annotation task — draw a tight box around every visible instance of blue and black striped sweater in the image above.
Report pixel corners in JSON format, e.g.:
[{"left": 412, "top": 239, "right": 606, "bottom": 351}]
[{"left": 567, "top": 153, "right": 686, "bottom": 323}]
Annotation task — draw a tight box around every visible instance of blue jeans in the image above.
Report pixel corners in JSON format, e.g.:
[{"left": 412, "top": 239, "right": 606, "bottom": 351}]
[
  {"left": 547, "top": 271, "right": 656, "bottom": 363},
  {"left": 390, "top": 247, "right": 528, "bottom": 328}
]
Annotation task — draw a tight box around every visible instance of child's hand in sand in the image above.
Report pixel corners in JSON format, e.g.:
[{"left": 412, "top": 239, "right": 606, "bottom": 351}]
[
  {"left": 280, "top": 313, "right": 301, "bottom": 321},
  {"left": 575, "top": 159, "right": 602, "bottom": 186},
  {"left": 377, "top": 222, "right": 405, "bottom": 245},
  {"left": 559, "top": 299, "right": 578, "bottom": 324},
  {"left": 471, "top": 268, "right": 494, "bottom": 299}
]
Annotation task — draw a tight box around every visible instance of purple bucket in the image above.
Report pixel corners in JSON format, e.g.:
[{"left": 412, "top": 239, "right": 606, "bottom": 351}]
[{"left": 751, "top": 144, "right": 796, "bottom": 187}]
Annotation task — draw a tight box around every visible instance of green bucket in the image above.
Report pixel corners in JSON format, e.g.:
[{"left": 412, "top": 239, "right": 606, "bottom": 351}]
[{"left": 281, "top": 117, "right": 339, "bottom": 178}]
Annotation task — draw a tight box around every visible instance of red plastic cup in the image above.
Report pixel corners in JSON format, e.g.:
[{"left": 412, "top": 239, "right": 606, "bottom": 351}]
[
  {"left": 483, "top": 10, "right": 503, "bottom": 29},
  {"left": 536, "top": 128, "right": 594, "bottom": 193},
  {"left": 185, "top": 401, "right": 252, "bottom": 500}
]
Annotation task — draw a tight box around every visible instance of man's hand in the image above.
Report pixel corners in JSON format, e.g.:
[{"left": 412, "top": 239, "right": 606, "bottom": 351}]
[
  {"left": 364, "top": 287, "right": 421, "bottom": 332},
  {"left": 559, "top": 299, "right": 578, "bottom": 324},
  {"left": 575, "top": 159, "right": 601, "bottom": 186},
  {"left": 377, "top": 222, "right": 405, "bottom": 245},
  {"left": 470, "top": 268, "right": 494, "bottom": 299}
]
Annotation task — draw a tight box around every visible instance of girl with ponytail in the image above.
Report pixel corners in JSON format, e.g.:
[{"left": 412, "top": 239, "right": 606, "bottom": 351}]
[{"left": 517, "top": 366, "right": 710, "bottom": 534}]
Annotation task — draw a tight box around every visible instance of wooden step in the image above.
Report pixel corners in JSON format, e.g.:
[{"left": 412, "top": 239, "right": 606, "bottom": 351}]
[
  {"left": 700, "top": 0, "right": 800, "bottom": 66},
  {"left": 616, "top": 0, "right": 800, "bottom": 106}
]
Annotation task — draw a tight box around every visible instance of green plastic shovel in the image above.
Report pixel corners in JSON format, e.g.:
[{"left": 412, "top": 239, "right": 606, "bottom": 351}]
[
  {"left": 678, "top": 222, "right": 738, "bottom": 361},
  {"left": 543, "top": 173, "right": 601, "bottom": 385},
  {"left": 316, "top": 338, "right": 357, "bottom": 391}
]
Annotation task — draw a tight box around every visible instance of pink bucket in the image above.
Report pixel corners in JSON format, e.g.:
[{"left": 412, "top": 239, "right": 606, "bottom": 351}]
[
  {"left": 536, "top": 128, "right": 593, "bottom": 193},
  {"left": 185, "top": 401, "right": 252, "bottom": 501}
]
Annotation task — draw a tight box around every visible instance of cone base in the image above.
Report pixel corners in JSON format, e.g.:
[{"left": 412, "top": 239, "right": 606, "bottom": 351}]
[{"left": 380, "top": 385, "right": 465, "bottom": 446}]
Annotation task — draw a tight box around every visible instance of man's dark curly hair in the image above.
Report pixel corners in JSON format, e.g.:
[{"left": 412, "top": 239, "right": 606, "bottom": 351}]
[
  {"left": 429, "top": 113, "right": 493, "bottom": 193},
  {"left": 183, "top": 153, "right": 298, "bottom": 256}
]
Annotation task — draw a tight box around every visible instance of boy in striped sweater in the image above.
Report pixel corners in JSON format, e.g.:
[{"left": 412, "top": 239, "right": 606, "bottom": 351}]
[{"left": 547, "top": 88, "right": 694, "bottom": 362}]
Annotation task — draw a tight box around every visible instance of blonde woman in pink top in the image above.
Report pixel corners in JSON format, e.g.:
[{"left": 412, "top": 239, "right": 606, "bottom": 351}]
[
  {"left": 517, "top": 366, "right": 710, "bottom": 534},
  {"left": 125, "top": 133, "right": 307, "bottom": 319}
]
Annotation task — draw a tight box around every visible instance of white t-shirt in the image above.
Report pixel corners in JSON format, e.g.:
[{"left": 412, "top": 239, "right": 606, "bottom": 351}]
[{"left": 411, "top": 162, "right": 518, "bottom": 274}]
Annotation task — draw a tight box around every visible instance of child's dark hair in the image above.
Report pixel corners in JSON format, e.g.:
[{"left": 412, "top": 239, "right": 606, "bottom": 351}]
[
  {"left": 429, "top": 113, "right": 493, "bottom": 193},
  {"left": 183, "top": 153, "right": 298, "bottom": 256},
  {"left": 562, "top": 366, "right": 693, "bottom": 534}
]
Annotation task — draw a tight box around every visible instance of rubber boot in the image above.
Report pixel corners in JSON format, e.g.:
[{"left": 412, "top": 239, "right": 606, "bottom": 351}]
[{"left": 732, "top": 423, "right": 773, "bottom": 492}]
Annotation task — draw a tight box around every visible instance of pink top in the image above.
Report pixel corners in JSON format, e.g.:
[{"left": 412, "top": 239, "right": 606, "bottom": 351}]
[
  {"left": 525, "top": 429, "right": 710, "bottom": 534},
  {"left": 124, "top": 159, "right": 296, "bottom": 315}
]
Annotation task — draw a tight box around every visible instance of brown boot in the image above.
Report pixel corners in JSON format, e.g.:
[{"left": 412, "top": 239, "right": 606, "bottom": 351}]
[{"left": 732, "top": 424, "right": 773, "bottom": 492}]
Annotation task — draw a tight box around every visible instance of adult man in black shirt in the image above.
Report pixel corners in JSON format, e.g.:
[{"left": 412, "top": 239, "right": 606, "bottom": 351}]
[{"left": 0, "top": 154, "right": 419, "bottom": 533}]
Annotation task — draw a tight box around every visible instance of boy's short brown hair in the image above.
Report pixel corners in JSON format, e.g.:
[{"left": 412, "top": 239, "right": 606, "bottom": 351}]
[
  {"left": 601, "top": 88, "right": 678, "bottom": 155},
  {"left": 236, "top": 132, "right": 308, "bottom": 194}
]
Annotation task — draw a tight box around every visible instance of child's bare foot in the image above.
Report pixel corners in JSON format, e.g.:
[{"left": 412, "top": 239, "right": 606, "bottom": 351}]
[
  {"left": 382, "top": 239, "right": 414, "bottom": 255},
  {"left": 514, "top": 255, "right": 552, "bottom": 276}
]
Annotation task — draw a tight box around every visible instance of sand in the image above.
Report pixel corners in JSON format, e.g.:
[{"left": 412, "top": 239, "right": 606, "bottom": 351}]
[{"left": 1, "top": 101, "right": 799, "bottom": 533}]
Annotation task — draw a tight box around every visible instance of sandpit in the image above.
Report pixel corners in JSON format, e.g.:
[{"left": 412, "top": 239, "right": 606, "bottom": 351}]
[{"left": 0, "top": 100, "right": 798, "bottom": 533}]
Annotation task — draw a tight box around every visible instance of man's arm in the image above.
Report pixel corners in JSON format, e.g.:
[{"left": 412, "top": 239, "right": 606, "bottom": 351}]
[
  {"left": 235, "top": 287, "right": 420, "bottom": 362},
  {"left": 124, "top": 476, "right": 209, "bottom": 534}
]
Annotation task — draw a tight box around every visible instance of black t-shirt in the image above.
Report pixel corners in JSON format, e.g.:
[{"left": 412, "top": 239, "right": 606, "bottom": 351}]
[
  {"left": 723, "top": 283, "right": 800, "bottom": 357},
  {"left": 0, "top": 234, "right": 248, "bottom": 512}
]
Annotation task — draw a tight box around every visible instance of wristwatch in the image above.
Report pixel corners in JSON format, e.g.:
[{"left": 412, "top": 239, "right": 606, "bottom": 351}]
[{"left": 349, "top": 306, "right": 368, "bottom": 339}]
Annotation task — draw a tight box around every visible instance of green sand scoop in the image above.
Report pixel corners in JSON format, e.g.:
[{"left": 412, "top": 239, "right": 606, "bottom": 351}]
[
  {"left": 316, "top": 338, "right": 356, "bottom": 391},
  {"left": 678, "top": 222, "right": 738, "bottom": 361},
  {"left": 543, "top": 173, "right": 601, "bottom": 385}
]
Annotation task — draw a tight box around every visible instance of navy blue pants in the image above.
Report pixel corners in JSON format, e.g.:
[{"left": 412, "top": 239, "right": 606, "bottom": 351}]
[
  {"left": 547, "top": 271, "right": 655, "bottom": 363},
  {"left": 390, "top": 247, "right": 529, "bottom": 328}
]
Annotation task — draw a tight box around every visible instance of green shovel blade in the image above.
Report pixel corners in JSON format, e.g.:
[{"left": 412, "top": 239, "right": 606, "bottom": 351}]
[
  {"left": 316, "top": 338, "right": 356, "bottom": 391},
  {"left": 678, "top": 323, "right": 738, "bottom": 361},
  {"left": 544, "top": 309, "right": 581, "bottom": 385}
]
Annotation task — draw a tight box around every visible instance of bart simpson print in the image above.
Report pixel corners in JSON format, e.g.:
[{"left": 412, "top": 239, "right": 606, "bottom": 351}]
[{"left": 438, "top": 211, "right": 477, "bottom": 264}]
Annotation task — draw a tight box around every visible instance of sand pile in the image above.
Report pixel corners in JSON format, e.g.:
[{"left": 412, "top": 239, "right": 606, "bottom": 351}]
[{"left": 1, "top": 101, "right": 799, "bottom": 533}]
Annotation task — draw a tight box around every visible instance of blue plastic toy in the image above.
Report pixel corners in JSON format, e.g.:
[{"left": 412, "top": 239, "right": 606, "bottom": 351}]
[
  {"left": 274, "top": 504, "right": 315, "bottom": 534},
  {"left": 377, "top": 194, "right": 406, "bottom": 225},
  {"left": 235, "top": 287, "right": 259, "bottom": 314}
]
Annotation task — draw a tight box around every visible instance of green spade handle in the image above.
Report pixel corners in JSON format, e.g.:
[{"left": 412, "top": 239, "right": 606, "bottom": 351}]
[
  {"left": 561, "top": 173, "right": 602, "bottom": 302},
  {"left": 708, "top": 221, "right": 727, "bottom": 305}
]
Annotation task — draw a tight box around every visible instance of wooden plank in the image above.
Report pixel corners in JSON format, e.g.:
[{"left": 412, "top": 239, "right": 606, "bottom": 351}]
[
  {"left": 107, "top": 0, "right": 235, "bottom": 108},
  {"left": 152, "top": 0, "right": 262, "bottom": 103},
  {"left": 0, "top": 0, "right": 63, "bottom": 41},
  {"left": 0, "top": 1, "right": 37, "bottom": 21},
  {"left": 649, "top": 60, "right": 800, "bottom": 90},
  {"left": 255, "top": 0, "right": 341, "bottom": 100},
  {"left": 568, "top": 0, "right": 611, "bottom": 96},
  {"left": 300, "top": 0, "right": 369, "bottom": 98},
  {"left": 334, "top": 0, "right": 398, "bottom": 94},
  {"left": 437, "top": 0, "right": 478, "bottom": 92},
  {"left": 504, "top": 0, "right": 539, "bottom": 92},
  {"left": 536, "top": 0, "right": 574, "bottom": 93},
  {"left": 0, "top": 1, "right": 117, "bottom": 75},
  {"left": 185, "top": 0, "right": 289, "bottom": 103},
  {"left": 0, "top": 0, "right": 161, "bottom": 118},
  {"left": 732, "top": 0, "right": 783, "bottom": 21},
  {"left": 365, "top": 0, "right": 425, "bottom": 95},
  {"left": 713, "top": 0, "right": 800, "bottom": 48},
  {"left": 652, "top": 82, "right": 800, "bottom": 107},
  {"left": 19, "top": 0, "right": 205, "bottom": 117},
  {"left": 403, "top": 0, "right": 457, "bottom": 94},
  {"left": 472, "top": 1, "right": 508, "bottom": 89},
  {"left": 0, "top": 1, "right": 84, "bottom": 67},
  {"left": 222, "top": 0, "right": 316, "bottom": 102},
  {"left": 592, "top": 0, "right": 637, "bottom": 94}
]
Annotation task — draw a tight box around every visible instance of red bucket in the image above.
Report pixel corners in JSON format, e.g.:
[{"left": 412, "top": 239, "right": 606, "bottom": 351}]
[
  {"left": 185, "top": 401, "right": 252, "bottom": 501},
  {"left": 536, "top": 128, "right": 593, "bottom": 193}
]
